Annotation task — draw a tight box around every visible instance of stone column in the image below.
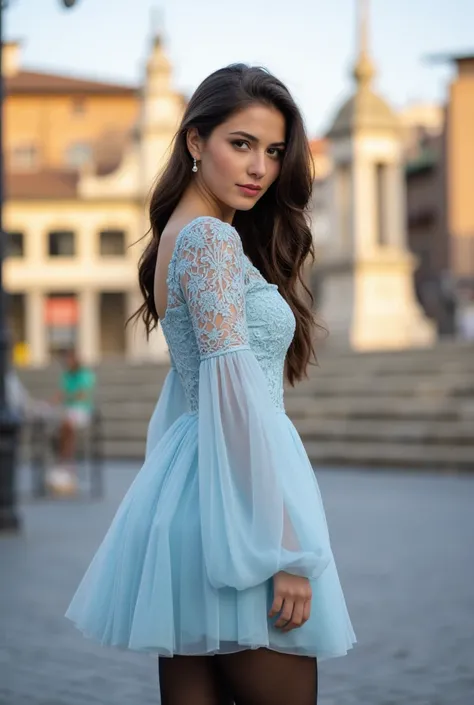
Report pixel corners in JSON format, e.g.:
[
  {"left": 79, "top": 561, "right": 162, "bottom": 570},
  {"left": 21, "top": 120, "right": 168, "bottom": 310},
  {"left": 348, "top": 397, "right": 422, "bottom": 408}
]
[
  {"left": 78, "top": 289, "right": 99, "bottom": 365},
  {"left": 25, "top": 290, "right": 47, "bottom": 367},
  {"left": 125, "top": 290, "right": 148, "bottom": 362},
  {"left": 27, "top": 222, "right": 45, "bottom": 262},
  {"left": 76, "top": 221, "right": 95, "bottom": 261},
  {"left": 125, "top": 290, "right": 170, "bottom": 363}
]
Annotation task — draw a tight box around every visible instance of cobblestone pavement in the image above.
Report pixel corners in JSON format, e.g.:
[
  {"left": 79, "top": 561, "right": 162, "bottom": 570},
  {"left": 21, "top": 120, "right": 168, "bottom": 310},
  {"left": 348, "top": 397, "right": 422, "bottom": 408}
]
[{"left": 1, "top": 463, "right": 473, "bottom": 705}]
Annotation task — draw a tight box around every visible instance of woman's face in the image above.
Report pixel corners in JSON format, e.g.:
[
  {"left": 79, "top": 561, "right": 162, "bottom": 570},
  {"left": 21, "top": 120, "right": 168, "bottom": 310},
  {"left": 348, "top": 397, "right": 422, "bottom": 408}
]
[{"left": 190, "top": 103, "right": 286, "bottom": 215}]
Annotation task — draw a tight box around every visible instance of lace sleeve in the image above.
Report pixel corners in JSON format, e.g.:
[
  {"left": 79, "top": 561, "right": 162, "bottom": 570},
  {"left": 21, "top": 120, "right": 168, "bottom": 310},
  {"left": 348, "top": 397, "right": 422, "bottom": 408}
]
[
  {"left": 176, "top": 219, "right": 250, "bottom": 359},
  {"left": 174, "top": 218, "right": 330, "bottom": 591}
]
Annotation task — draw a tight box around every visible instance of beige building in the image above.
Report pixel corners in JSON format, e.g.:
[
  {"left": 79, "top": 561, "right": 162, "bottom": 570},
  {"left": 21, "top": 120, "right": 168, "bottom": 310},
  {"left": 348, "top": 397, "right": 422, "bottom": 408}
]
[
  {"left": 3, "top": 35, "right": 185, "bottom": 367},
  {"left": 446, "top": 54, "right": 474, "bottom": 280},
  {"left": 3, "top": 40, "right": 140, "bottom": 174},
  {"left": 313, "top": 0, "right": 434, "bottom": 350},
  {"left": 403, "top": 54, "right": 474, "bottom": 336}
]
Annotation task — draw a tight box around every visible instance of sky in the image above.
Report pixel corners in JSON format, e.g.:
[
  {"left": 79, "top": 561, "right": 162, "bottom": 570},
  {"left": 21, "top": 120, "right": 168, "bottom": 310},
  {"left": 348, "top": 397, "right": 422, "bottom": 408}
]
[{"left": 4, "top": 0, "right": 473, "bottom": 136}]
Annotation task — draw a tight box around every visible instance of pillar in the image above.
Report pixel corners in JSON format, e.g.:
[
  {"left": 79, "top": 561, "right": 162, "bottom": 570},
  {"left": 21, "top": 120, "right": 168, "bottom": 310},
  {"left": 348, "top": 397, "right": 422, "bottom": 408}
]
[
  {"left": 25, "top": 290, "right": 47, "bottom": 367},
  {"left": 125, "top": 290, "right": 170, "bottom": 363},
  {"left": 78, "top": 289, "right": 99, "bottom": 365}
]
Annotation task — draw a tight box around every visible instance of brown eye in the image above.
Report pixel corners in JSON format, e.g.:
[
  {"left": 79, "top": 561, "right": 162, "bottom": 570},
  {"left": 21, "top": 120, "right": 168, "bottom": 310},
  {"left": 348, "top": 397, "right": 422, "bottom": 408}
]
[
  {"left": 231, "top": 140, "right": 250, "bottom": 150},
  {"left": 267, "top": 148, "right": 284, "bottom": 159}
]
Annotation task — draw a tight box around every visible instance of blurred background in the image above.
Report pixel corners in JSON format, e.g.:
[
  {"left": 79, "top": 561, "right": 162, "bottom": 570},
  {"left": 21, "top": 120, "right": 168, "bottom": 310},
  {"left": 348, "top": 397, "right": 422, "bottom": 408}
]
[{"left": 0, "top": 1, "right": 473, "bottom": 704}]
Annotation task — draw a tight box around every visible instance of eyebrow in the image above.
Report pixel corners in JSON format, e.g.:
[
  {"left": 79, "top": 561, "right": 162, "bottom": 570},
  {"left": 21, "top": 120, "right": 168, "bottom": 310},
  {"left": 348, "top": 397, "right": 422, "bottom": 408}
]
[{"left": 229, "top": 130, "right": 286, "bottom": 147}]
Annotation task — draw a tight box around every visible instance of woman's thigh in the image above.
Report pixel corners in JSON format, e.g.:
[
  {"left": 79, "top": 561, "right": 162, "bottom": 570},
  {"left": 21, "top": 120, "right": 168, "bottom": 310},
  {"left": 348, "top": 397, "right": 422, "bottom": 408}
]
[
  {"left": 215, "top": 648, "right": 318, "bottom": 705},
  {"left": 159, "top": 655, "right": 233, "bottom": 705}
]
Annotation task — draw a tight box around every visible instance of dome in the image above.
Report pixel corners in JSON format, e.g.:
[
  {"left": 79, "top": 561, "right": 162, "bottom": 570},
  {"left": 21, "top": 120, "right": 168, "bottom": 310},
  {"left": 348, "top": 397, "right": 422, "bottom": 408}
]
[
  {"left": 327, "top": 0, "right": 400, "bottom": 140},
  {"left": 327, "top": 88, "right": 400, "bottom": 138}
]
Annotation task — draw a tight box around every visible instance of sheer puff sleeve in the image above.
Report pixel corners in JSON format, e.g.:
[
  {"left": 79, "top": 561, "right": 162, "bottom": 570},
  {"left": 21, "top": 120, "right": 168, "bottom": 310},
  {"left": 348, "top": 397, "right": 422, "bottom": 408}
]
[
  {"left": 145, "top": 365, "right": 187, "bottom": 459},
  {"left": 178, "top": 218, "right": 331, "bottom": 591}
]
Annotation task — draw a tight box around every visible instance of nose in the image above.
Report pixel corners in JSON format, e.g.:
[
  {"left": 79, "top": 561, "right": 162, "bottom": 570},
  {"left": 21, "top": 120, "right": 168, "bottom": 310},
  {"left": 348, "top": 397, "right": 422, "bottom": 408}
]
[{"left": 248, "top": 150, "right": 266, "bottom": 179}]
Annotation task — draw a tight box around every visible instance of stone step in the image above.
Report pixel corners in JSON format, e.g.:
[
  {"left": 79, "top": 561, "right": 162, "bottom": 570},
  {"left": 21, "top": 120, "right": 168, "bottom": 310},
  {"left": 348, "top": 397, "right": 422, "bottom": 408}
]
[
  {"left": 103, "top": 439, "right": 146, "bottom": 459},
  {"left": 22, "top": 370, "right": 474, "bottom": 402},
  {"left": 285, "top": 375, "right": 474, "bottom": 398},
  {"left": 99, "top": 401, "right": 157, "bottom": 418},
  {"left": 96, "top": 394, "right": 474, "bottom": 424},
  {"left": 100, "top": 416, "right": 474, "bottom": 448},
  {"left": 293, "top": 418, "right": 474, "bottom": 444},
  {"left": 15, "top": 341, "right": 474, "bottom": 473},
  {"left": 16, "top": 342, "right": 474, "bottom": 378},
  {"left": 20, "top": 361, "right": 474, "bottom": 395},
  {"left": 284, "top": 396, "right": 474, "bottom": 420},
  {"left": 316, "top": 340, "right": 474, "bottom": 359},
  {"left": 17, "top": 341, "right": 474, "bottom": 378},
  {"left": 100, "top": 437, "right": 474, "bottom": 471},
  {"left": 304, "top": 440, "right": 474, "bottom": 471},
  {"left": 96, "top": 384, "right": 470, "bottom": 404}
]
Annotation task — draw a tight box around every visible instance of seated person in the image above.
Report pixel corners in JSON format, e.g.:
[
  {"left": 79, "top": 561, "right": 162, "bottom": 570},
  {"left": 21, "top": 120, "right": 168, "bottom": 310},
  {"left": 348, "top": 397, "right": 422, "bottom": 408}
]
[{"left": 53, "top": 349, "right": 96, "bottom": 478}]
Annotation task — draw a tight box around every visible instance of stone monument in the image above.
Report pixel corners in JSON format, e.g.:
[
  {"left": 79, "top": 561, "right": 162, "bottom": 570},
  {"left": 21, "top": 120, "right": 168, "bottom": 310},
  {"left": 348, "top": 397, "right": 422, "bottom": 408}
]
[{"left": 320, "top": 0, "right": 435, "bottom": 350}]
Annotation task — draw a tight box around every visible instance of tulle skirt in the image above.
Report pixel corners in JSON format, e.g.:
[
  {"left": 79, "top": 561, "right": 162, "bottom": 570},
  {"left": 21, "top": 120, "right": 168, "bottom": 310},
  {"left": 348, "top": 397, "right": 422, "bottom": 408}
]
[{"left": 65, "top": 409, "right": 356, "bottom": 661}]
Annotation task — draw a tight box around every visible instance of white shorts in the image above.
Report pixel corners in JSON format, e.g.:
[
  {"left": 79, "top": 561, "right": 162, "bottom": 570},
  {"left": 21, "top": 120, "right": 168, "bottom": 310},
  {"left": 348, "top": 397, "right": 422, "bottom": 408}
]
[{"left": 64, "top": 407, "right": 92, "bottom": 429}]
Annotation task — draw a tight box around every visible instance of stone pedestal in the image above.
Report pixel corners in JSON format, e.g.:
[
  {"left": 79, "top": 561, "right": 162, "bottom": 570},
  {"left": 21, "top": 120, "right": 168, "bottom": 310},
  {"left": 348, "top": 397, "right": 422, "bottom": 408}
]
[{"left": 320, "top": 250, "right": 435, "bottom": 350}]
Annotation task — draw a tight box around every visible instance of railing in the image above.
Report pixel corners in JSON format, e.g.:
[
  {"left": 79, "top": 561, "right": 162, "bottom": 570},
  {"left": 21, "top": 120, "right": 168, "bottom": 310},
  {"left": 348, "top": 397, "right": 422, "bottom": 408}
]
[{"left": 24, "top": 409, "right": 104, "bottom": 499}]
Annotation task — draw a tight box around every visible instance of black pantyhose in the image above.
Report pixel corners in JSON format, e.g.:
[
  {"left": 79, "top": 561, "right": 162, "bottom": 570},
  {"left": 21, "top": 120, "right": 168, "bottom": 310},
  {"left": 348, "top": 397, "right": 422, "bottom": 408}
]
[{"left": 159, "top": 648, "right": 318, "bottom": 705}]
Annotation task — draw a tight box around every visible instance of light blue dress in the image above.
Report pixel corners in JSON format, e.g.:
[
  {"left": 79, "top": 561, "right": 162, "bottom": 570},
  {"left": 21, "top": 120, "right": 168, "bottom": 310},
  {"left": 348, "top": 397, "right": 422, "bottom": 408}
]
[{"left": 65, "top": 216, "right": 356, "bottom": 660}]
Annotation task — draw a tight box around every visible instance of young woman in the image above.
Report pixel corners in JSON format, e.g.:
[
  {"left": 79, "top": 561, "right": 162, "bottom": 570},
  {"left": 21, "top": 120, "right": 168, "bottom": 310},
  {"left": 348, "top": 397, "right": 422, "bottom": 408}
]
[{"left": 66, "top": 64, "right": 356, "bottom": 704}]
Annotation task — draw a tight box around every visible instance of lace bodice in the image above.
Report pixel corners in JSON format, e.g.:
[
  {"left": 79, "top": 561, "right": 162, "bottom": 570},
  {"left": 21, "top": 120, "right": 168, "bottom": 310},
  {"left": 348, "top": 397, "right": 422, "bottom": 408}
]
[{"left": 160, "top": 216, "right": 296, "bottom": 413}]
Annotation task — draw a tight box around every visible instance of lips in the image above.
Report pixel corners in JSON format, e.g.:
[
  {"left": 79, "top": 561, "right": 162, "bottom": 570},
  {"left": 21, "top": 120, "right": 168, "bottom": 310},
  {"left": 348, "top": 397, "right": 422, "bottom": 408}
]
[
  {"left": 238, "top": 184, "right": 261, "bottom": 191},
  {"left": 237, "top": 184, "right": 262, "bottom": 197}
]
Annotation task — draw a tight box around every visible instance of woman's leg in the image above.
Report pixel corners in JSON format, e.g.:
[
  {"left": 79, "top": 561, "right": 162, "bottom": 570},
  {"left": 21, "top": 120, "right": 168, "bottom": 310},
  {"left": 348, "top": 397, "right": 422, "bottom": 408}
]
[
  {"left": 159, "top": 655, "right": 234, "bottom": 705},
  {"left": 216, "top": 648, "right": 318, "bottom": 705}
]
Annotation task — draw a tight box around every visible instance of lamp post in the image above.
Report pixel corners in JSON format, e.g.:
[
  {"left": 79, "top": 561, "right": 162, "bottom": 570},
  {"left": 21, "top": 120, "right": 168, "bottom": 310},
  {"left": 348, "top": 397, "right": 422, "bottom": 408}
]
[{"left": 0, "top": 0, "right": 81, "bottom": 531}]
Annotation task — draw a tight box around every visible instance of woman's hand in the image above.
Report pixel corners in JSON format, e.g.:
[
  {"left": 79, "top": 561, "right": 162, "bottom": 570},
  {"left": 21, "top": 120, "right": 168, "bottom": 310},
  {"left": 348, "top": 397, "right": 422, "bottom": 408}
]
[{"left": 269, "top": 571, "right": 312, "bottom": 632}]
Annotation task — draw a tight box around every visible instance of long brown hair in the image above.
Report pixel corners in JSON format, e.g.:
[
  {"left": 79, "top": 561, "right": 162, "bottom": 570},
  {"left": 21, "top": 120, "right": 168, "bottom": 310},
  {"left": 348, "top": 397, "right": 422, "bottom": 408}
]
[{"left": 133, "top": 64, "right": 323, "bottom": 385}]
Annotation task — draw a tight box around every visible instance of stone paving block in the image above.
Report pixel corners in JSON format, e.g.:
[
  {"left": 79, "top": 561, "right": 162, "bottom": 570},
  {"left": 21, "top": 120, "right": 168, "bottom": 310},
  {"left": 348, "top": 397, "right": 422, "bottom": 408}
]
[{"left": 1, "top": 462, "right": 473, "bottom": 705}]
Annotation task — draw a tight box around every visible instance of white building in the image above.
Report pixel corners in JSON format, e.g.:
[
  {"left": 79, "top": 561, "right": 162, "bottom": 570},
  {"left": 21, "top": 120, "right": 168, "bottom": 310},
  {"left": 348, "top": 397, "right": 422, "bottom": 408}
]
[{"left": 314, "top": 0, "right": 435, "bottom": 350}]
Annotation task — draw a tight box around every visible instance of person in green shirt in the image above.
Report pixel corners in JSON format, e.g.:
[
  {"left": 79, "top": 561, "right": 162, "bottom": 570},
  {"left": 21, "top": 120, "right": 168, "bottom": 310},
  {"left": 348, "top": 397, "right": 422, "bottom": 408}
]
[{"left": 53, "top": 349, "right": 96, "bottom": 481}]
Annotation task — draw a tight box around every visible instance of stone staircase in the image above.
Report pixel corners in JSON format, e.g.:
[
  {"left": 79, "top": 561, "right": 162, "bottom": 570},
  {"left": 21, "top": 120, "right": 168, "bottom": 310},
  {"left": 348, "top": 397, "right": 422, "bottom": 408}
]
[{"left": 18, "top": 341, "right": 474, "bottom": 471}]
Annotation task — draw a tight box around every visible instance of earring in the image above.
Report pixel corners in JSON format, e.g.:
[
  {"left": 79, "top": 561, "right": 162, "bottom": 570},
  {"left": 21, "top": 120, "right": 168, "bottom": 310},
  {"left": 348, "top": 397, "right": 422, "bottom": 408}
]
[{"left": 192, "top": 157, "right": 198, "bottom": 173}]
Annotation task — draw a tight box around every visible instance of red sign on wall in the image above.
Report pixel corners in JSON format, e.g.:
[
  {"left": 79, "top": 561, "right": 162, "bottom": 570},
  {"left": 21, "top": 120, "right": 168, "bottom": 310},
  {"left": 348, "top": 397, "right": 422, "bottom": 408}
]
[{"left": 44, "top": 297, "right": 79, "bottom": 326}]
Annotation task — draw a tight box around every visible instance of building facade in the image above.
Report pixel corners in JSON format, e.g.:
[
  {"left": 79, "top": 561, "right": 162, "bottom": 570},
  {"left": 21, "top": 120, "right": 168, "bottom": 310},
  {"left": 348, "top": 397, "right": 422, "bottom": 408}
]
[
  {"left": 404, "top": 55, "right": 474, "bottom": 336},
  {"left": 3, "top": 41, "right": 140, "bottom": 174},
  {"left": 4, "top": 21, "right": 472, "bottom": 366},
  {"left": 3, "top": 36, "right": 185, "bottom": 367}
]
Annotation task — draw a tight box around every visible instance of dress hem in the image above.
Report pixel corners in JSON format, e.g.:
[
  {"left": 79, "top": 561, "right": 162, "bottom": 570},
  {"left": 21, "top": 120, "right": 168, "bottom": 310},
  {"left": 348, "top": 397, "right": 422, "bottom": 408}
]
[{"left": 66, "top": 616, "right": 356, "bottom": 662}]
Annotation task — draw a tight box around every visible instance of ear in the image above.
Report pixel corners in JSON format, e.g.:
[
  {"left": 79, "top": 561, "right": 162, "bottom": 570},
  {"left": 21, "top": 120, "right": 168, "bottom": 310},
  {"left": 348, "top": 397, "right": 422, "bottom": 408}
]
[{"left": 186, "top": 127, "right": 203, "bottom": 161}]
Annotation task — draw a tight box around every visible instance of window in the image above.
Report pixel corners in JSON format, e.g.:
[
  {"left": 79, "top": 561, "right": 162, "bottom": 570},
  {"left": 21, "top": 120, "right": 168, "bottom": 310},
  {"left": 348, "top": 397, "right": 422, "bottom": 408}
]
[
  {"left": 45, "top": 293, "right": 78, "bottom": 354},
  {"left": 99, "top": 230, "right": 126, "bottom": 256},
  {"left": 72, "top": 97, "right": 86, "bottom": 115},
  {"left": 337, "top": 164, "right": 351, "bottom": 249},
  {"left": 65, "top": 142, "right": 92, "bottom": 168},
  {"left": 48, "top": 231, "right": 75, "bottom": 257},
  {"left": 100, "top": 292, "right": 126, "bottom": 354},
  {"left": 375, "top": 163, "right": 388, "bottom": 247},
  {"left": 5, "top": 232, "right": 24, "bottom": 257},
  {"left": 11, "top": 144, "right": 38, "bottom": 170}
]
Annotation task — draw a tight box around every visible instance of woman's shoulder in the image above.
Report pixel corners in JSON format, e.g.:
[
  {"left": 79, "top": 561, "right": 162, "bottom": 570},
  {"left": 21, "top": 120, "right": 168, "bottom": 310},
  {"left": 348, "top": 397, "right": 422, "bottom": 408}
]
[{"left": 176, "top": 216, "right": 243, "bottom": 255}]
